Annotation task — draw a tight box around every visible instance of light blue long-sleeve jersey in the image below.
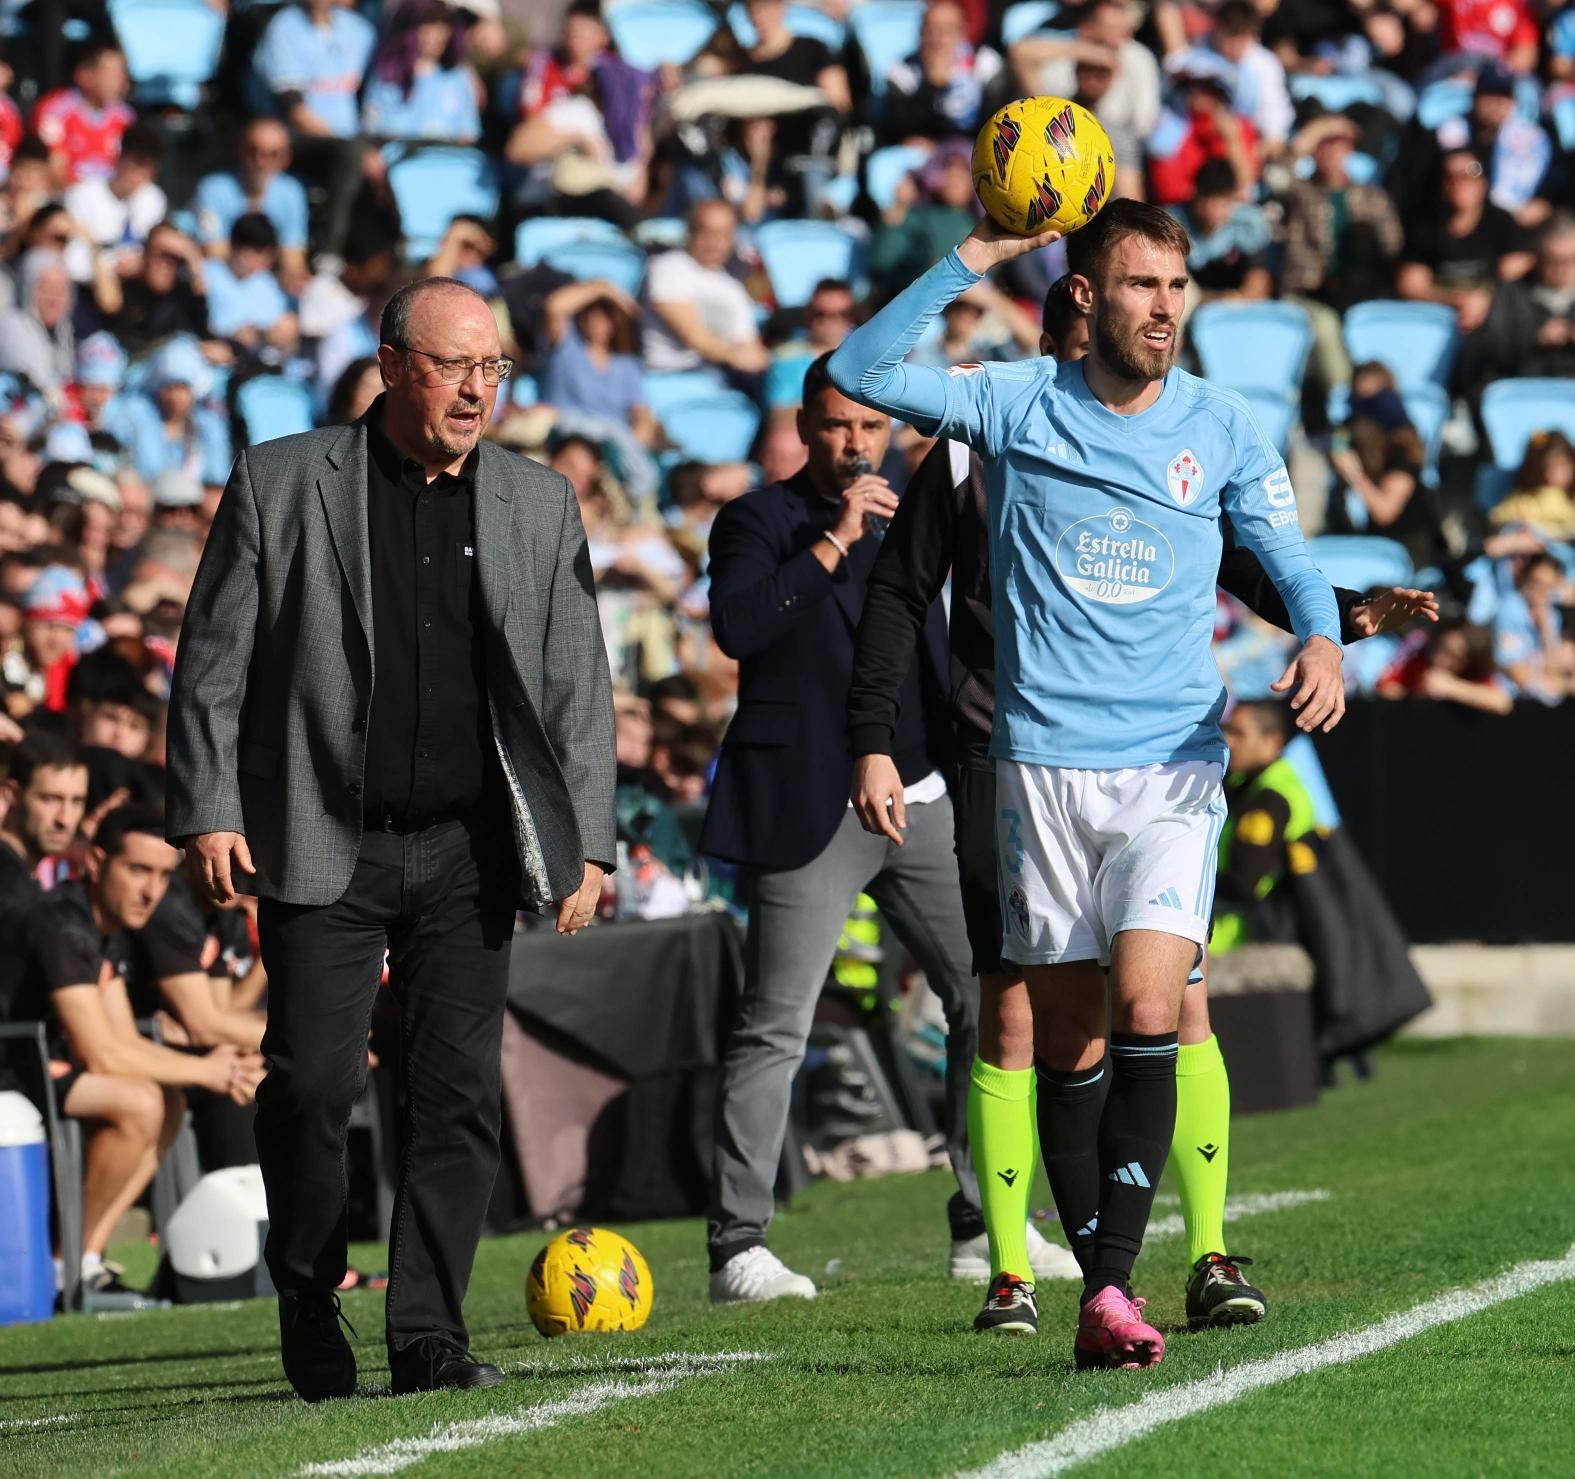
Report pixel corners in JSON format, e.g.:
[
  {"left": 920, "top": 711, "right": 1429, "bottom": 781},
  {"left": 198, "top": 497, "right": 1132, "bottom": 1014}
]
[{"left": 827, "top": 247, "right": 1341, "bottom": 769}]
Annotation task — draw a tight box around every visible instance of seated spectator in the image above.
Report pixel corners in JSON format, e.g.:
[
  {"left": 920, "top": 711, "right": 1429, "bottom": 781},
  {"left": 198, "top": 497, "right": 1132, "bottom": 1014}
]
[
  {"left": 1209, "top": 0, "right": 1293, "bottom": 159},
  {"left": 1377, "top": 621, "right": 1513, "bottom": 714},
  {"left": 204, "top": 213, "right": 298, "bottom": 355},
  {"left": 1436, "top": 0, "right": 1540, "bottom": 76},
  {"left": 1, "top": 801, "right": 262, "bottom": 1305},
  {"left": 421, "top": 214, "right": 498, "bottom": 294},
  {"left": 1070, "top": 53, "right": 1143, "bottom": 202},
  {"left": 1458, "top": 212, "right": 1575, "bottom": 401},
  {"left": 1489, "top": 431, "right": 1575, "bottom": 540},
  {"left": 254, "top": 0, "right": 377, "bottom": 255},
  {"left": 1400, "top": 62, "right": 1554, "bottom": 229},
  {"left": 1329, "top": 361, "right": 1441, "bottom": 567},
  {"left": 505, "top": 0, "right": 653, "bottom": 227},
  {"left": 0, "top": 52, "right": 20, "bottom": 182},
  {"left": 1260, "top": 0, "right": 1400, "bottom": 79},
  {"left": 300, "top": 226, "right": 400, "bottom": 389},
  {"left": 1009, "top": 0, "right": 1160, "bottom": 146},
  {"left": 1494, "top": 551, "right": 1574, "bottom": 703},
  {"left": 1177, "top": 158, "right": 1271, "bottom": 301},
  {"left": 883, "top": 0, "right": 1004, "bottom": 145},
  {"left": 105, "top": 220, "right": 211, "bottom": 356},
  {"left": 642, "top": 200, "right": 768, "bottom": 379},
  {"left": 194, "top": 119, "right": 311, "bottom": 295},
  {"left": 62, "top": 123, "right": 165, "bottom": 267},
  {"left": 541, "top": 278, "right": 654, "bottom": 441},
  {"left": 31, "top": 41, "right": 131, "bottom": 187},
  {"left": 870, "top": 137, "right": 978, "bottom": 296},
  {"left": 907, "top": 278, "right": 1040, "bottom": 366},
  {"left": 765, "top": 277, "right": 854, "bottom": 411},
  {"left": 1396, "top": 146, "right": 1535, "bottom": 334},
  {"left": 666, "top": 459, "right": 751, "bottom": 551},
  {"left": 363, "top": 0, "right": 482, "bottom": 145},
  {"left": 1, "top": 138, "right": 55, "bottom": 270},
  {"left": 1279, "top": 116, "right": 1403, "bottom": 394},
  {"left": 327, "top": 355, "right": 384, "bottom": 425},
  {"left": 66, "top": 647, "right": 156, "bottom": 761},
  {"left": 103, "top": 339, "right": 231, "bottom": 493},
  {"left": 17, "top": 565, "right": 91, "bottom": 714},
  {"left": 69, "top": 330, "right": 129, "bottom": 436},
  {"left": 1148, "top": 50, "right": 1258, "bottom": 207},
  {"left": 0, "top": 250, "right": 75, "bottom": 400}
]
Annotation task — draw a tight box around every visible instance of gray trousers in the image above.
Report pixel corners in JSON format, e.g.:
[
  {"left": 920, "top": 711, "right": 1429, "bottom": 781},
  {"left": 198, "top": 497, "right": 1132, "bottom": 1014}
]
[{"left": 708, "top": 796, "right": 982, "bottom": 1263}]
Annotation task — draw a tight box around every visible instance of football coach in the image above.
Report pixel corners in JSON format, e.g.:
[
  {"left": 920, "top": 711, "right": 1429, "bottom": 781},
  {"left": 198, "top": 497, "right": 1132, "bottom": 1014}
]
[{"left": 167, "top": 277, "right": 616, "bottom": 1401}]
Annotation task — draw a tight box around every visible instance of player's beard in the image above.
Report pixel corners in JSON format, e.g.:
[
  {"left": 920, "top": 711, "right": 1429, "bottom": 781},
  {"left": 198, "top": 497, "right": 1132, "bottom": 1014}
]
[{"left": 1094, "top": 314, "right": 1178, "bottom": 384}]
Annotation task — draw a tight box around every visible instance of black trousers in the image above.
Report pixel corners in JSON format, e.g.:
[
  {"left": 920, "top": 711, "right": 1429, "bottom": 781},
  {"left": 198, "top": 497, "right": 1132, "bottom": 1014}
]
[{"left": 255, "top": 816, "right": 518, "bottom": 1357}]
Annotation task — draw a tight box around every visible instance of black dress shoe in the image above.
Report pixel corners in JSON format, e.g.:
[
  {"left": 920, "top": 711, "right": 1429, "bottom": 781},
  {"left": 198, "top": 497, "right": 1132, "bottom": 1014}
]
[
  {"left": 279, "top": 1291, "right": 358, "bottom": 1403},
  {"left": 389, "top": 1338, "right": 504, "bottom": 1394}
]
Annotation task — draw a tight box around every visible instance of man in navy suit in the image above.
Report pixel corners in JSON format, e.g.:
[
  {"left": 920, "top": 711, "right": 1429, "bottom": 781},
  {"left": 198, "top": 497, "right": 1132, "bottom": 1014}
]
[{"left": 700, "top": 355, "right": 1068, "bottom": 1303}]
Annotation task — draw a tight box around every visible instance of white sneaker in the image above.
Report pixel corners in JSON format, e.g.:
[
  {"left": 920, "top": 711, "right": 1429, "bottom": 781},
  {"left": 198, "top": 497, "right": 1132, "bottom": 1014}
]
[
  {"left": 949, "top": 1224, "right": 1082, "bottom": 1282},
  {"left": 709, "top": 1246, "right": 818, "bottom": 1304}
]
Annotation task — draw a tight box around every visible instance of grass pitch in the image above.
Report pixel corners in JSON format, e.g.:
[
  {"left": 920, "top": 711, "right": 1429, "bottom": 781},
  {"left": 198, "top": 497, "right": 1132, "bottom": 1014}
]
[{"left": 4, "top": 1037, "right": 1574, "bottom": 1477}]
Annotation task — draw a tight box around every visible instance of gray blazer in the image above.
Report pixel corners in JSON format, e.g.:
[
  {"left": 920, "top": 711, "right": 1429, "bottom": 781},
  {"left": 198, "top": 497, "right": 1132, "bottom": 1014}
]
[{"left": 165, "top": 420, "right": 616, "bottom": 910}]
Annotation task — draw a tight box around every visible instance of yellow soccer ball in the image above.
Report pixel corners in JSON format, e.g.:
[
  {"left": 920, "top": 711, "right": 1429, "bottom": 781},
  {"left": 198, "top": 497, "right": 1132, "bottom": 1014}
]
[
  {"left": 972, "top": 95, "right": 1116, "bottom": 237},
  {"left": 525, "top": 1226, "right": 654, "bottom": 1337}
]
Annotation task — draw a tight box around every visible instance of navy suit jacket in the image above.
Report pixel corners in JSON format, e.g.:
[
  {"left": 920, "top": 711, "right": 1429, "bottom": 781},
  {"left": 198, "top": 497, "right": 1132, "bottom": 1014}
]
[{"left": 700, "top": 469, "right": 951, "bottom": 872}]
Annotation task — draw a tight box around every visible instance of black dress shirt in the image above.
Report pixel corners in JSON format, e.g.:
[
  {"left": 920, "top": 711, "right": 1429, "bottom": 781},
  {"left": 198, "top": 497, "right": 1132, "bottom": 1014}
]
[{"left": 361, "top": 402, "right": 496, "bottom": 831}]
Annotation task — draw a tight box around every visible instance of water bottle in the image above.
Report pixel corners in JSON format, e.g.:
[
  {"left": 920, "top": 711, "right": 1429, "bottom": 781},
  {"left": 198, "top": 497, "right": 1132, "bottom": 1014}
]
[{"left": 0, "top": 1091, "right": 56, "bottom": 1325}]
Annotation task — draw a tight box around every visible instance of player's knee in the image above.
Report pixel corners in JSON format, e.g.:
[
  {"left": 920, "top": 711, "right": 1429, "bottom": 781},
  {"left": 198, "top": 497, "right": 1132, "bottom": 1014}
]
[
  {"left": 1113, "top": 996, "right": 1181, "bottom": 1038},
  {"left": 117, "top": 1077, "right": 165, "bottom": 1143}
]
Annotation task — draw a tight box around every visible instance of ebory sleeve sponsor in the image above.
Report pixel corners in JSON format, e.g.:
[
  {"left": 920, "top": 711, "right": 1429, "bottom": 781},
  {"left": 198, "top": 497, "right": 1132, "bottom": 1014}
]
[{"left": 1053, "top": 506, "right": 1176, "bottom": 606}]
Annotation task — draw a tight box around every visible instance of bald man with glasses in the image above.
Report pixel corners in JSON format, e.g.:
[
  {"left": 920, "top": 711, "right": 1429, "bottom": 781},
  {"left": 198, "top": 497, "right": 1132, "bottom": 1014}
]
[{"left": 168, "top": 276, "right": 616, "bottom": 1402}]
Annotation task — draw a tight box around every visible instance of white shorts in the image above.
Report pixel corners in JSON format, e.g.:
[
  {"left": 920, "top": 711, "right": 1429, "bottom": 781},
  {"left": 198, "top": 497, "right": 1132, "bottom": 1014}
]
[{"left": 996, "top": 759, "right": 1226, "bottom": 967}]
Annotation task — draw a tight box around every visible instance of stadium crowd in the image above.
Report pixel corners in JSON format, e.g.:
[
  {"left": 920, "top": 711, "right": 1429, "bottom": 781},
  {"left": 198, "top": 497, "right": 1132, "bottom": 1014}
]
[{"left": 0, "top": 0, "right": 1573, "bottom": 1306}]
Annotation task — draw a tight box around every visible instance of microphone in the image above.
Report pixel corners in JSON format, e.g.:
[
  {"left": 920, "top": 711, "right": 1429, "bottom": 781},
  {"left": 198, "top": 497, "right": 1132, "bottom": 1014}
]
[{"left": 852, "top": 457, "right": 889, "bottom": 537}]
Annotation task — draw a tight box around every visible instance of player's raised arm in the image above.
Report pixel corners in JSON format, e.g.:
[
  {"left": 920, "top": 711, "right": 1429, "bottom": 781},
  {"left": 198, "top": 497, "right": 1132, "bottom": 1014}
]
[{"left": 827, "top": 220, "right": 1049, "bottom": 455}]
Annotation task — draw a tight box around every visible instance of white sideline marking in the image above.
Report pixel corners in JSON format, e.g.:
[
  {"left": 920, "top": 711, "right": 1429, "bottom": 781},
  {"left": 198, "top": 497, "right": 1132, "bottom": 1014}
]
[
  {"left": 958, "top": 1243, "right": 1575, "bottom": 1479},
  {"left": 1144, "top": 1188, "right": 1331, "bottom": 1242},
  {"left": 299, "top": 1352, "right": 766, "bottom": 1477},
  {"left": 0, "top": 1414, "right": 73, "bottom": 1432}
]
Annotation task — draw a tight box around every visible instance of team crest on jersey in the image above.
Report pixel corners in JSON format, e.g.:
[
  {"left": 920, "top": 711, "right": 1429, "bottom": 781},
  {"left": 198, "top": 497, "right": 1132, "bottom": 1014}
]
[
  {"left": 1166, "top": 449, "right": 1204, "bottom": 505},
  {"left": 946, "top": 361, "right": 985, "bottom": 376}
]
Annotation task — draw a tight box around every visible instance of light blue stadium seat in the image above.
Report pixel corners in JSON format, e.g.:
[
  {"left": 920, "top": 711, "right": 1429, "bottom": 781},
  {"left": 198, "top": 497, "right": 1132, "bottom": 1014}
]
[
  {"left": 632, "top": 216, "right": 689, "bottom": 251},
  {"left": 1341, "top": 300, "right": 1459, "bottom": 390},
  {"left": 515, "top": 216, "right": 624, "bottom": 267},
  {"left": 849, "top": 0, "right": 924, "bottom": 97},
  {"left": 1555, "top": 96, "right": 1575, "bottom": 153},
  {"left": 606, "top": 0, "right": 718, "bottom": 68},
  {"left": 1000, "top": 0, "right": 1060, "bottom": 43},
  {"left": 754, "top": 219, "right": 862, "bottom": 308},
  {"left": 540, "top": 238, "right": 648, "bottom": 296},
  {"left": 1480, "top": 379, "right": 1575, "bottom": 471},
  {"left": 384, "top": 146, "right": 499, "bottom": 263},
  {"left": 644, "top": 370, "right": 724, "bottom": 421},
  {"left": 1308, "top": 533, "right": 1413, "bottom": 593},
  {"left": 865, "top": 144, "right": 929, "bottom": 212},
  {"left": 236, "top": 375, "right": 315, "bottom": 446},
  {"left": 108, "top": 0, "right": 225, "bottom": 109},
  {"left": 727, "top": 1, "right": 846, "bottom": 49},
  {"left": 1238, "top": 389, "right": 1298, "bottom": 454},
  {"left": 1416, "top": 78, "right": 1473, "bottom": 130},
  {"left": 1288, "top": 72, "right": 1384, "bottom": 112},
  {"left": 510, "top": 373, "right": 539, "bottom": 408},
  {"left": 663, "top": 391, "right": 761, "bottom": 463},
  {"left": 1188, "top": 300, "right": 1314, "bottom": 395},
  {"left": 1293, "top": 150, "right": 1379, "bottom": 184}
]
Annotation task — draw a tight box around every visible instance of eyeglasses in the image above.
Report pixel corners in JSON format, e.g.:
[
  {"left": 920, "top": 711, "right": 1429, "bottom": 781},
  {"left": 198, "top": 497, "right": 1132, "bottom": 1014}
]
[
  {"left": 1443, "top": 162, "right": 1484, "bottom": 181},
  {"left": 393, "top": 345, "right": 514, "bottom": 385}
]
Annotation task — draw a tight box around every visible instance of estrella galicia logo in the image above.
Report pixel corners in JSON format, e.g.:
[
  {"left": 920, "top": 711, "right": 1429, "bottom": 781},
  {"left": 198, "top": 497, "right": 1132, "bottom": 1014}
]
[
  {"left": 992, "top": 114, "right": 1021, "bottom": 177},
  {"left": 1008, "top": 885, "right": 1030, "bottom": 936},
  {"left": 1055, "top": 507, "right": 1175, "bottom": 606}
]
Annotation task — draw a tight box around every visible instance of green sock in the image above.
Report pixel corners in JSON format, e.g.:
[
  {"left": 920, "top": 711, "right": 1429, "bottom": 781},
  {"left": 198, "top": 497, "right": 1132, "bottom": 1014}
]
[
  {"left": 1172, "top": 1034, "right": 1231, "bottom": 1267},
  {"left": 968, "top": 1058, "right": 1034, "bottom": 1280}
]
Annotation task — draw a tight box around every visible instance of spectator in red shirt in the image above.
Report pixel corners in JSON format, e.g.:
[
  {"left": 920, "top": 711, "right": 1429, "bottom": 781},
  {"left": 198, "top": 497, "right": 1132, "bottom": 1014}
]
[
  {"left": 0, "top": 54, "right": 22, "bottom": 182},
  {"left": 32, "top": 41, "right": 132, "bottom": 187},
  {"left": 1436, "top": 0, "right": 1540, "bottom": 72},
  {"left": 1148, "top": 49, "right": 1259, "bottom": 207}
]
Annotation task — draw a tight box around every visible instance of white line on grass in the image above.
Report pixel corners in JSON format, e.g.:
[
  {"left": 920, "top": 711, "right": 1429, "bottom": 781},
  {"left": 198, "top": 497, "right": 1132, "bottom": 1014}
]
[
  {"left": 299, "top": 1352, "right": 766, "bottom": 1477},
  {"left": 959, "top": 1243, "right": 1575, "bottom": 1479},
  {"left": 0, "top": 1414, "right": 73, "bottom": 1432},
  {"left": 1143, "top": 1188, "right": 1331, "bottom": 1242}
]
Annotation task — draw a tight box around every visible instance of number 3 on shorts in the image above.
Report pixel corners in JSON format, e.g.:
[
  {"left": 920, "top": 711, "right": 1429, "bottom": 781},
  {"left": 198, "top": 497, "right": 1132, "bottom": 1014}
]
[{"left": 1000, "top": 807, "right": 1024, "bottom": 875}]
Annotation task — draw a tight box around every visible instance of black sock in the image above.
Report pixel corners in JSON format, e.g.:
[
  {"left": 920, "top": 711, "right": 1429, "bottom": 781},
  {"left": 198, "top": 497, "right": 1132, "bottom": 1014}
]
[
  {"left": 1034, "top": 1058, "right": 1110, "bottom": 1276},
  {"left": 1086, "top": 1032, "right": 1179, "bottom": 1300}
]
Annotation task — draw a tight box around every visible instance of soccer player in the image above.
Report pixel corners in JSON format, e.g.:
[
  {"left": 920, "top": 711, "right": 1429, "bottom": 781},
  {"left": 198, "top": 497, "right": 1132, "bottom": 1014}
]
[
  {"left": 827, "top": 199, "right": 1346, "bottom": 1369},
  {"left": 846, "top": 277, "right": 1437, "bottom": 1338}
]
